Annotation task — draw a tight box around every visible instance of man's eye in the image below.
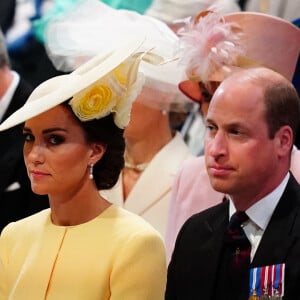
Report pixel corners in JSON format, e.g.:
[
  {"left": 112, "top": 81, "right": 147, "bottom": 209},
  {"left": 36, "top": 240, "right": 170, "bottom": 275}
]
[
  {"left": 206, "top": 124, "right": 215, "bottom": 131},
  {"left": 231, "top": 129, "right": 242, "bottom": 135}
]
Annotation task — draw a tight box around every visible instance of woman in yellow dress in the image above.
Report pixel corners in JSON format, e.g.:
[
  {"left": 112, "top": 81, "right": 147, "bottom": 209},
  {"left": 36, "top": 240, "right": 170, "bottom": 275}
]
[{"left": 0, "top": 35, "right": 167, "bottom": 299}]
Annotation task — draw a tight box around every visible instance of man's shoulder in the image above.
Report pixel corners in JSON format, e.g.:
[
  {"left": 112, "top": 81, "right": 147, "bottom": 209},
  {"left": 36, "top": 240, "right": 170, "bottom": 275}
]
[{"left": 182, "top": 200, "right": 228, "bottom": 230}]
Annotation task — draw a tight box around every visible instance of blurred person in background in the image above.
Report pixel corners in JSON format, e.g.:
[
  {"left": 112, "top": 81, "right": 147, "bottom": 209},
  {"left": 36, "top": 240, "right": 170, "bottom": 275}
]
[
  {"left": 101, "top": 0, "right": 153, "bottom": 13},
  {"left": 0, "top": 0, "right": 16, "bottom": 35},
  {"left": 5, "top": 0, "right": 65, "bottom": 88},
  {"left": 145, "top": 0, "right": 240, "bottom": 32},
  {"left": 100, "top": 60, "right": 194, "bottom": 236},
  {"left": 238, "top": 0, "right": 300, "bottom": 21},
  {"left": 0, "top": 27, "right": 49, "bottom": 233}
]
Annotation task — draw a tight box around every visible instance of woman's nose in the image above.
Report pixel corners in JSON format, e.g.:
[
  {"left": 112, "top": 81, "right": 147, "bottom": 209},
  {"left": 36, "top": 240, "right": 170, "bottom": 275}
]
[{"left": 25, "top": 144, "right": 45, "bottom": 165}]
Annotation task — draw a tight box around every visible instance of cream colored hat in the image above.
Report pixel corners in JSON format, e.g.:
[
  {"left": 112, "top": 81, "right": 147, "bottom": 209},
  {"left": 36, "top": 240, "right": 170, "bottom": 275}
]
[
  {"left": 42, "top": 0, "right": 193, "bottom": 112},
  {"left": 0, "top": 35, "right": 147, "bottom": 131},
  {"left": 178, "top": 10, "right": 300, "bottom": 102}
]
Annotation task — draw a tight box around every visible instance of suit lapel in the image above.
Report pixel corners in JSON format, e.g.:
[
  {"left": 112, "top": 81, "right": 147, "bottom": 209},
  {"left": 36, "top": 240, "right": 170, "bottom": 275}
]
[
  {"left": 194, "top": 202, "right": 229, "bottom": 298},
  {"left": 2, "top": 78, "right": 33, "bottom": 121},
  {"left": 0, "top": 78, "right": 33, "bottom": 191}
]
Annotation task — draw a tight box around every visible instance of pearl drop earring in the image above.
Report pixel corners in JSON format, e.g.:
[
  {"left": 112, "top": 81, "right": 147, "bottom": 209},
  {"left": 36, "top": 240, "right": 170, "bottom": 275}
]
[
  {"left": 89, "top": 163, "right": 94, "bottom": 180},
  {"left": 161, "top": 109, "right": 167, "bottom": 116}
]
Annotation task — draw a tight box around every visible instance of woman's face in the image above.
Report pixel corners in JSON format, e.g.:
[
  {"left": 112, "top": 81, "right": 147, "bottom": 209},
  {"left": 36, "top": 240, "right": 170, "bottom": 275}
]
[
  {"left": 23, "top": 105, "right": 100, "bottom": 196},
  {"left": 199, "top": 82, "right": 219, "bottom": 117}
]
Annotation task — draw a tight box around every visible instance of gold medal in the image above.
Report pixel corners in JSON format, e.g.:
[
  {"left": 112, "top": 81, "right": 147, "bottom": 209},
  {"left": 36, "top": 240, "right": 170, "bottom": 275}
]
[
  {"left": 248, "top": 289, "right": 259, "bottom": 300},
  {"left": 248, "top": 296, "right": 260, "bottom": 300}
]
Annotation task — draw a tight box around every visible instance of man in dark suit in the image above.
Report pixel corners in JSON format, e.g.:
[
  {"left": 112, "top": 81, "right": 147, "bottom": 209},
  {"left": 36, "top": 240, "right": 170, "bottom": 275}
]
[
  {"left": 0, "top": 0, "right": 16, "bottom": 34},
  {"left": 0, "top": 28, "right": 49, "bottom": 233},
  {"left": 166, "top": 67, "right": 300, "bottom": 299}
]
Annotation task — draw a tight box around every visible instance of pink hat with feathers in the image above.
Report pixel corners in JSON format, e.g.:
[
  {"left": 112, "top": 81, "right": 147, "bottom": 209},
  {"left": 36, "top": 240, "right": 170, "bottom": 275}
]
[{"left": 178, "top": 9, "right": 300, "bottom": 103}]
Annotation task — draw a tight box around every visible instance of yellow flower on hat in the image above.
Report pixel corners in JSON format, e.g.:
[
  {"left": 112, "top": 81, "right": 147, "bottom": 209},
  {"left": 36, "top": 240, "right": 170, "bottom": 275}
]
[
  {"left": 68, "top": 53, "right": 154, "bottom": 128},
  {"left": 70, "top": 81, "right": 117, "bottom": 122}
]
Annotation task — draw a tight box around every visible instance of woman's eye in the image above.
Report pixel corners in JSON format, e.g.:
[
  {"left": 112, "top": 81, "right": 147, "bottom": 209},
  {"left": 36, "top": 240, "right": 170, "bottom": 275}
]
[
  {"left": 201, "top": 91, "right": 212, "bottom": 103},
  {"left": 23, "top": 133, "right": 34, "bottom": 142},
  {"left": 49, "top": 135, "right": 65, "bottom": 145}
]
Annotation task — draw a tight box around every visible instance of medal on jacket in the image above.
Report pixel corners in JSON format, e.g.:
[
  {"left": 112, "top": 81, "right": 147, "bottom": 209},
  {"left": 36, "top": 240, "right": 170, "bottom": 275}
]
[
  {"left": 249, "top": 264, "right": 285, "bottom": 300},
  {"left": 270, "top": 264, "right": 285, "bottom": 300},
  {"left": 260, "top": 265, "right": 271, "bottom": 300},
  {"left": 249, "top": 267, "right": 260, "bottom": 300},
  {"left": 248, "top": 294, "right": 260, "bottom": 300}
]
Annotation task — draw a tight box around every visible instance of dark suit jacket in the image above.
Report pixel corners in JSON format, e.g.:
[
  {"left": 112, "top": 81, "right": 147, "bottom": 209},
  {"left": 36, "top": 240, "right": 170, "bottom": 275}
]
[
  {"left": 0, "top": 0, "right": 16, "bottom": 34},
  {"left": 0, "top": 77, "right": 49, "bottom": 233},
  {"left": 166, "top": 173, "right": 300, "bottom": 299}
]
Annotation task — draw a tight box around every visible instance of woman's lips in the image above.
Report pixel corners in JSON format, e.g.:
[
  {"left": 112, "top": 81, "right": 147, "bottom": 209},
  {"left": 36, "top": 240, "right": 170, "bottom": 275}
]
[{"left": 30, "top": 170, "right": 50, "bottom": 179}]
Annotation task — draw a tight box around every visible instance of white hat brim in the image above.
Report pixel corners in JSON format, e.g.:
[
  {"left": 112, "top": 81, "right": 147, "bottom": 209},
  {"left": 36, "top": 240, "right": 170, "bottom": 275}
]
[{"left": 0, "top": 34, "right": 145, "bottom": 131}]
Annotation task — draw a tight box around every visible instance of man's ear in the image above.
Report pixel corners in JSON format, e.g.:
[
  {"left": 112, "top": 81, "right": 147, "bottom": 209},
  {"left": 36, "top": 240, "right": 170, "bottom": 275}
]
[{"left": 275, "top": 125, "right": 293, "bottom": 157}]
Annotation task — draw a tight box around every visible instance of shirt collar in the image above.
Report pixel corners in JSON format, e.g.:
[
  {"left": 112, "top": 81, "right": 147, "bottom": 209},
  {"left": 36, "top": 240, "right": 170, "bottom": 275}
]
[
  {"left": 229, "top": 172, "right": 290, "bottom": 230},
  {"left": 0, "top": 71, "right": 20, "bottom": 122}
]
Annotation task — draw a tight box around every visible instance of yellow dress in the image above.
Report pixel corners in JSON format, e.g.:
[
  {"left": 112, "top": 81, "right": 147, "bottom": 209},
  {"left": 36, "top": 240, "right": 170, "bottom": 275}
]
[{"left": 0, "top": 205, "right": 166, "bottom": 299}]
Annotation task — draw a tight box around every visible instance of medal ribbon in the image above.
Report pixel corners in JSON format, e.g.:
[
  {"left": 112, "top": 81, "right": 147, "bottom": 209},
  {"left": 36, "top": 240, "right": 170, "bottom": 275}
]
[
  {"left": 274, "top": 264, "right": 280, "bottom": 295},
  {"left": 279, "top": 263, "right": 285, "bottom": 296},
  {"left": 252, "top": 264, "right": 285, "bottom": 297},
  {"left": 272, "top": 263, "right": 285, "bottom": 296},
  {"left": 249, "top": 267, "right": 261, "bottom": 296},
  {"left": 260, "top": 265, "right": 268, "bottom": 296}
]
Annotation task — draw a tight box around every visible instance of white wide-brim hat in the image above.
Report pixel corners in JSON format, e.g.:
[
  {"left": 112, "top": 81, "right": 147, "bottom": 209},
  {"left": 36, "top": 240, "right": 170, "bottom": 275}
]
[{"left": 0, "top": 35, "right": 145, "bottom": 131}]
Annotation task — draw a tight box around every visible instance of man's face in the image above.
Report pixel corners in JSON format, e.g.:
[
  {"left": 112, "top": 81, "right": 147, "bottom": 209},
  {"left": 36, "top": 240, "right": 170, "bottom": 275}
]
[{"left": 204, "top": 77, "right": 280, "bottom": 204}]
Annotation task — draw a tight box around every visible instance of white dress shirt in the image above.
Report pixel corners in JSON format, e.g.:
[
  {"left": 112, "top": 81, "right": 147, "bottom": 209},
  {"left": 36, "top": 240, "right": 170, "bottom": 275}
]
[{"left": 229, "top": 172, "right": 290, "bottom": 261}]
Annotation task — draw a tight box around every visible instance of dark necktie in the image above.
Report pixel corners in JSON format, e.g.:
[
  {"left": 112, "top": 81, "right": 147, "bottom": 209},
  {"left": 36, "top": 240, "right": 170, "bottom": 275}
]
[
  {"left": 212, "top": 211, "right": 251, "bottom": 299},
  {"left": 225, "top": 211, "right": 251, "bottom": 273}
]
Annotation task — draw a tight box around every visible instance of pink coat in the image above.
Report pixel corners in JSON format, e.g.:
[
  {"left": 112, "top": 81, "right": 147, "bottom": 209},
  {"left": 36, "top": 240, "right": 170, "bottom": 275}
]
[{"left": 165, "top": 146, "right": 300, "bottom": 261}]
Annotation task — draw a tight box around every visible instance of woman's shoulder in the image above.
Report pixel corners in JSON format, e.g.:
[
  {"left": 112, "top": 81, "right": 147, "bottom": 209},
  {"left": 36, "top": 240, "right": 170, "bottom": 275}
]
[
  {"left": 0, "top": 209, "right": 51, "bottom": 243},
  {"left": 2, "top": 209, "right": 50, "bottom": 231}
]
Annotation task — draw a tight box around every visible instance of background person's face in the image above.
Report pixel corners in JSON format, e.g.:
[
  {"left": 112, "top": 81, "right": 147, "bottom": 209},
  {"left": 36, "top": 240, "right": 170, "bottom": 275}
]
[
  {"left": 124, "top": 100, "right": 166, "bottom": 139},
  {"left": 23, "top": 105, "right": 94, "bottom": 197}
]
